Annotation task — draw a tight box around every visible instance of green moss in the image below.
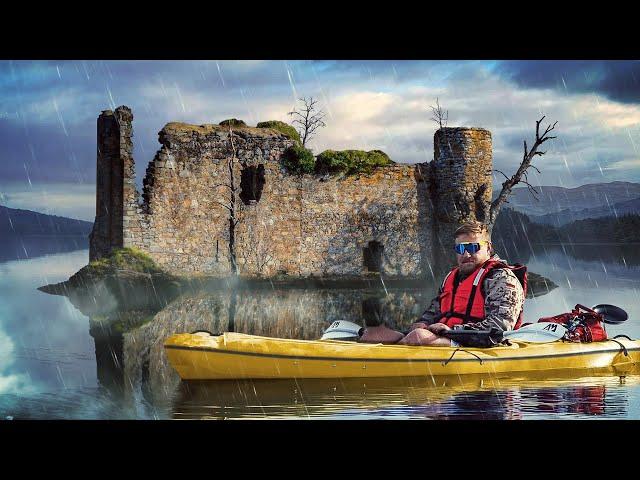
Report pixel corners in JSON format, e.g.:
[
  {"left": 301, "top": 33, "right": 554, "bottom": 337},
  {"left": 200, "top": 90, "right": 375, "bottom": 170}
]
[
  {"left": 315, "top": 149, "right": 394, "bottom": 175},
  {"left": 282, "top": 144, "right": 316, "bottom": 174},
  {"left": 88, "top": 247, "right": 163, "bottom": 275},
  {"left": 219, "top": 118, "right": 247, "bottom": 127},
  {"left": 112, "top": 313, "right": 157, "bottom": 333},
  {"left": 256, "top": 120, "right": 301, "bottom": 144},
  {"left": 92, "top": 311, "right": 157, "bottom": 333},
  {"left": 88, "top": 257, "right": 110, "bottom": 275}
]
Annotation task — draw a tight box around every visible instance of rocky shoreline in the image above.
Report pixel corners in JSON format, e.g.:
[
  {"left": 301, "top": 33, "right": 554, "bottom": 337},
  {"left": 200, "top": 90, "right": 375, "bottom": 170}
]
[{"left": 38, "top": 248, "right": 558, "bottom": 319}]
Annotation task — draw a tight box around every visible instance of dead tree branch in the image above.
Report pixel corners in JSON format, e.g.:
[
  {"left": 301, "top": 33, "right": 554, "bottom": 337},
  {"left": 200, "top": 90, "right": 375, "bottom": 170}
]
[
  {"left": 211, "top": 125, "right": 242, "bottom": 275},
  {"left": 429, "top": 98, "right": 448, "bottom": 129},
  {"left": 288, "top": 97, "right": 326, "bottom": 147},
  {"left": 488, "top": 116, "right": 558, "bottom": 226}
]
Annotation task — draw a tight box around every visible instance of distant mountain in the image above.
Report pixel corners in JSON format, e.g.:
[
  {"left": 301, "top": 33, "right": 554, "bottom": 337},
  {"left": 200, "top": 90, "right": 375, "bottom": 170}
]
[
  {"left": 493, "top": 207, "right": 640, "bottom": 266},
  {"left": 530, "top": 197, "right": 640, "bottom": 226},
  {"left": 1, "top": 205, "right": 93, "bottom": 236},
  {"left": 496, "top": 181, "right": 640, "bottom": 217},
  {"left": 0, "top": 205, "right": 93, "bottom": 263}
]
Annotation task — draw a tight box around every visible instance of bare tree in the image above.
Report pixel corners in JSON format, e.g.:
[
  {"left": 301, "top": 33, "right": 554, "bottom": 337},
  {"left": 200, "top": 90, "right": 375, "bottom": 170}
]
[
  {"left": 288, "top": 97, "right": 326, "bottom": 147},
  {"left": 211, "top": 125, "right": 241, "bottom": 275},
  {"left": 429, "top": 98, "right": 448, "bottom": 129},
  {"left": 488, "top": 116, "right": 558, "bottom": 226}
]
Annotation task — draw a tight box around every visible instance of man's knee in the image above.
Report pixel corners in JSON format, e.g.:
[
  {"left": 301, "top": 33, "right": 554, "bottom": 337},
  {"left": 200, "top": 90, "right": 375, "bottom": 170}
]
[
  {"left": 358, "top": 325, "right": 404, "bottom": 344},
  {"left": 398, "top": 328, "right": 436, "bottom": 345}
]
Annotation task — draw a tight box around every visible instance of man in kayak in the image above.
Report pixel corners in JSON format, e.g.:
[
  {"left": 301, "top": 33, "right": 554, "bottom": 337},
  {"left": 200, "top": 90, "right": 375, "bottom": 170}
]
[{"left": 399, "top": 221, "right": 525, "bottom": 348}]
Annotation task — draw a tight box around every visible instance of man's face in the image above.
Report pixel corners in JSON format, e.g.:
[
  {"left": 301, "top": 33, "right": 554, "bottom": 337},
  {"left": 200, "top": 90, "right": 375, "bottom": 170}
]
[{"left": 455, "top": 233, "right": 491, "bottom": 275}]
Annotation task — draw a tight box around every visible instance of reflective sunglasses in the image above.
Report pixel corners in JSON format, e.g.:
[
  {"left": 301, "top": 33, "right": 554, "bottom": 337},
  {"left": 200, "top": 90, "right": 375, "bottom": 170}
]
[{"left": 454, "top": 241, "right": 489, "bottom": 255}]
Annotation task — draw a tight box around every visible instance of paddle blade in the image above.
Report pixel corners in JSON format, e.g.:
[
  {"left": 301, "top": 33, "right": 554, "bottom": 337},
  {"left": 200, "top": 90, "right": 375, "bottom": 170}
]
[
  {"left": 591, "top": 304, "right": 628, "bottom": 324},
  {"left": 503, "top": 322, "right": 567, "bottom": 343},
  {"left": 320, "top": 321, "right": 363, "bottom": 340}
]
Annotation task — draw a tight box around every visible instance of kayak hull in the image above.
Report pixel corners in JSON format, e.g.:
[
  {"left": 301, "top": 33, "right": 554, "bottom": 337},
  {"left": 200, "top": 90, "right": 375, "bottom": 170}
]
[{"left": 164, "top": 332, "right": 640, "bottom": 380}]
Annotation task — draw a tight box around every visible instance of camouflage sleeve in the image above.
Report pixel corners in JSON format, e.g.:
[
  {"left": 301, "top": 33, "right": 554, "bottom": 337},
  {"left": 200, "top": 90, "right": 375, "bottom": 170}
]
[
  {"left": 462, "top": 268, "right": 525, "bottom": 332},
  {"left": 417, "top": 291, "right": 442, "bottom": 325}
]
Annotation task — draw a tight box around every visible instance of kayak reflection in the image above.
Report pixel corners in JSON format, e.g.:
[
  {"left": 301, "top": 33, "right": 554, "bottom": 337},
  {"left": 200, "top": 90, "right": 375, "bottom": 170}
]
[{"left": 171, "top": 369, "right": 638, "bottom": 419}]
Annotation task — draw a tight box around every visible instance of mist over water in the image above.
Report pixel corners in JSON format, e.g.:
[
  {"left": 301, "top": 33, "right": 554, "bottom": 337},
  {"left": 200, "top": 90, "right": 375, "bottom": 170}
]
[{"left": 1, "top": 244, "right": 640, "bottom": 420}]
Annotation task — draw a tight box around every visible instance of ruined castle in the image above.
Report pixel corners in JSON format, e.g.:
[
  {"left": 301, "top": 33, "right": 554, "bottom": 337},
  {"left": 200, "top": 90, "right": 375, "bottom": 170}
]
[{"left": 89, "top": 106, "right": 493, "bottom": 278}]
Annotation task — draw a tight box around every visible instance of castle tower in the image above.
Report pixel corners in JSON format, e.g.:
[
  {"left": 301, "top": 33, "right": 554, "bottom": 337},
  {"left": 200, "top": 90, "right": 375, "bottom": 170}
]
[
  {"left": 89, "top": 106, "right": 135, "bottom": 261},
  {"left": 430, "top": 127, "right": 493, "bottom": 272}
]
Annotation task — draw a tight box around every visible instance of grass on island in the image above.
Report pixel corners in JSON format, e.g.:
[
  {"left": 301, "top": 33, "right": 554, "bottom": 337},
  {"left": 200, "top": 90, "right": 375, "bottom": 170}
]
[{"left": 88, "top": 247, "right": 164, "bottom": 275}]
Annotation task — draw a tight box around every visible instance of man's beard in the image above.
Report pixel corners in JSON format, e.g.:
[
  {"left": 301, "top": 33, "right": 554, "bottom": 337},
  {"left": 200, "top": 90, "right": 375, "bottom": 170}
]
[{"left": 459, "top": 261, "right": 478, "bottom": 276}]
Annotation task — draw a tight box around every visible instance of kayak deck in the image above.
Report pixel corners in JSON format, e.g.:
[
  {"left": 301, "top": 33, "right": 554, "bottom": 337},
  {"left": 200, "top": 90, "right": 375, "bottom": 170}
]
[{"left": 164, "top": 332, "right": 640, "bottom": 380}]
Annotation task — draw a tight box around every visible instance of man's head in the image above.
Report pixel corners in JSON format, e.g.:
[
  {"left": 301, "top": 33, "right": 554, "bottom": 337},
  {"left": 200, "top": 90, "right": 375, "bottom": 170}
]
[{"left": 454, "top": 221, "right": 492, "bottom": 275}]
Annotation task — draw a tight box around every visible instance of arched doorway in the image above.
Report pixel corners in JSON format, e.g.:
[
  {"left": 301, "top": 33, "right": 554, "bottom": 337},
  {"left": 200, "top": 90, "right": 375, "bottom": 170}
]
[{"left": 363, "top": 240, "right": 384, "bottom": 273}]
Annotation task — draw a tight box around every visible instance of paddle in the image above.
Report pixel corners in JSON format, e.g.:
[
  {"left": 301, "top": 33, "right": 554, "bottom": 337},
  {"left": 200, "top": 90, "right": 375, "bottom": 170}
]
[
  {"left": 321, "top": 321, "right": 364, "bottom": 340},
  {"left": 442, "top": 322, "right": 567, "bottom": 344},
  {"left": 591, "top": 304, "right": 628, "bottom": 324},
  {"left": 320, "top": 320, "right": 567, "bottom": 343}
]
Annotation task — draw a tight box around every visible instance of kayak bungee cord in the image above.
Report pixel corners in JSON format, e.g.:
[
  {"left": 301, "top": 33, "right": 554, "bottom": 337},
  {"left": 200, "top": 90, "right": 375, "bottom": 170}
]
[
  {"left": 443, "top": 348, "right": 484, "bottom": 366},
  {"left": 608, "top": 338, "right": 629, "bottom": 357}
]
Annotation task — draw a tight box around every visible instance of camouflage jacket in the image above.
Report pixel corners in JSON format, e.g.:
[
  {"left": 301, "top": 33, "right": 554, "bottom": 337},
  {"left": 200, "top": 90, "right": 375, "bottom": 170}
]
[{"left": 418, "top": 254, "right": 525, "bottom": 335}]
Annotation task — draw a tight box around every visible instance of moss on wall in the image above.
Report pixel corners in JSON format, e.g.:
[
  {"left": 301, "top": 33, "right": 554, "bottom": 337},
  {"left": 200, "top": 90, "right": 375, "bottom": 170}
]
[
  {"left": 316, "top": 149, "right": 394, "bottom": 175},
  {"left": 282, "top": 144, "right": 316, "bottom": 174},
  {"left": 219, "top": 118, "right": 247, "bottom": 127},
  {"left": 257, "top": 120, "right": 301, "bottom": 143}
]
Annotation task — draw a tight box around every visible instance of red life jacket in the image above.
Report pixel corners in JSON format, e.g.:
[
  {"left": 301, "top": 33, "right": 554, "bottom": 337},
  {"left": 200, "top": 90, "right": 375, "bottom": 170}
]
[{"left": 437, "top": 259, "right": 526, "bottom": 329}]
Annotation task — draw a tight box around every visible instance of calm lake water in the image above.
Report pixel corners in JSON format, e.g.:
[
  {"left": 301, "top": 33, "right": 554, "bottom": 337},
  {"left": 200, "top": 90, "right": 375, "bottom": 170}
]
[{"left": 1, "top": 245, "right": 640, "bottom": 420}]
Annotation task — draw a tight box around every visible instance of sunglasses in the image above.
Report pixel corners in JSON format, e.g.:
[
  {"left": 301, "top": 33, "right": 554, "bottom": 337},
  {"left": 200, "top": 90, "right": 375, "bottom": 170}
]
[{"left": 454, "top": 241, "right": 489, "bottom": 255}]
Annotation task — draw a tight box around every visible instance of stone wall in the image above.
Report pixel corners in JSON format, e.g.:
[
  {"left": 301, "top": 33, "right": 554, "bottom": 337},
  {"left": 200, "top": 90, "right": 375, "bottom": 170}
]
[
  {"left": 90, "top": 106, "right": 493, "bottom": 279},
  {"left": 126, "top": 122, "right": 296, "bottom": 274}
]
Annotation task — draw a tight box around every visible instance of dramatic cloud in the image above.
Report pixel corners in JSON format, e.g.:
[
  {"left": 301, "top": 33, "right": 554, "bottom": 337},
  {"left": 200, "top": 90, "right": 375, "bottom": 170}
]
[
  {"left": 496, "top": 60, "right": 640, "bottom": 105},
  {"left": 1, "top": 60, "right": 639, "bottom": 220}
]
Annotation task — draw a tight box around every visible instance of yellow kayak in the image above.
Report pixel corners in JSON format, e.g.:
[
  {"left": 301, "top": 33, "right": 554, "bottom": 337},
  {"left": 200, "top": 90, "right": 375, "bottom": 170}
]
[{"left": 164, "top": 331, "right": 640, "bottom": 380}]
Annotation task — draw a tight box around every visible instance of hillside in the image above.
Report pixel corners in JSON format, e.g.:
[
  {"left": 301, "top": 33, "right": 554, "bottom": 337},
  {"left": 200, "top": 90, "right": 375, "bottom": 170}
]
[
  {"left": 497, "top": 181, "right": 640, "bottom": 216},
  {"left": 1, "top": 205, "right": 93, "bottom": 236},
  {"left": 0, "top": 205, "right": 93, "bottom": 262},
  {"left": 530, "top": 197, "right": 640, "bottom": 226}
]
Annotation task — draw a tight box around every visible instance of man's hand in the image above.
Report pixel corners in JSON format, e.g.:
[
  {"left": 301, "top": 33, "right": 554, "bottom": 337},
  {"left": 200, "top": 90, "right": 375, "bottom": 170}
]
[
  {"left": 427, "top": 323, "right": 451, "bottom": 335},
  {"left": 410, "top": 322, "right": 430, "bottom": 330}
]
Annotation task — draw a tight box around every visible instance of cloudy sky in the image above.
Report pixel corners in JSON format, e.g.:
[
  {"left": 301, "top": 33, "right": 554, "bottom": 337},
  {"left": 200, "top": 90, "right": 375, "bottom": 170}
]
[{"left": 1, "top": 60, "right": 639, "bottom": 221}]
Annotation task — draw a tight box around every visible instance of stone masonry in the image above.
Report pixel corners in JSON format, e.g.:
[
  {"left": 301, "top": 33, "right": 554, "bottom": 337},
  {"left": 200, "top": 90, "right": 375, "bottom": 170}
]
[{"left": 89, "top": 106, "right": 494, "bottom": 278}]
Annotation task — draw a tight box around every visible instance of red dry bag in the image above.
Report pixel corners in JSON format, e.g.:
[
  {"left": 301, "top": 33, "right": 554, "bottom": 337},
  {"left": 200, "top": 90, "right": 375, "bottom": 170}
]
[{"left": 537, "top": 304, "right": 608, "bottom": 342}]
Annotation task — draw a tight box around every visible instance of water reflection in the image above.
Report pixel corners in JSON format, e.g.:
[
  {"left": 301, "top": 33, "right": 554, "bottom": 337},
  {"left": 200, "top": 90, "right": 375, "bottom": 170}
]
[
  {"left": 84, "top": 244, "right": 640, "bottom": 418},
  {"left": 170, "top": 372, "right": 638, "bottom": 420},
  {"left": 3, "top": 243, "right": 640, "bottom": 419},
  {"left": 499, "top": 242, "right": 640, "bottom": 273},
  {"left": 115, "top": 288, "right": 433, "bottom": 406}
]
